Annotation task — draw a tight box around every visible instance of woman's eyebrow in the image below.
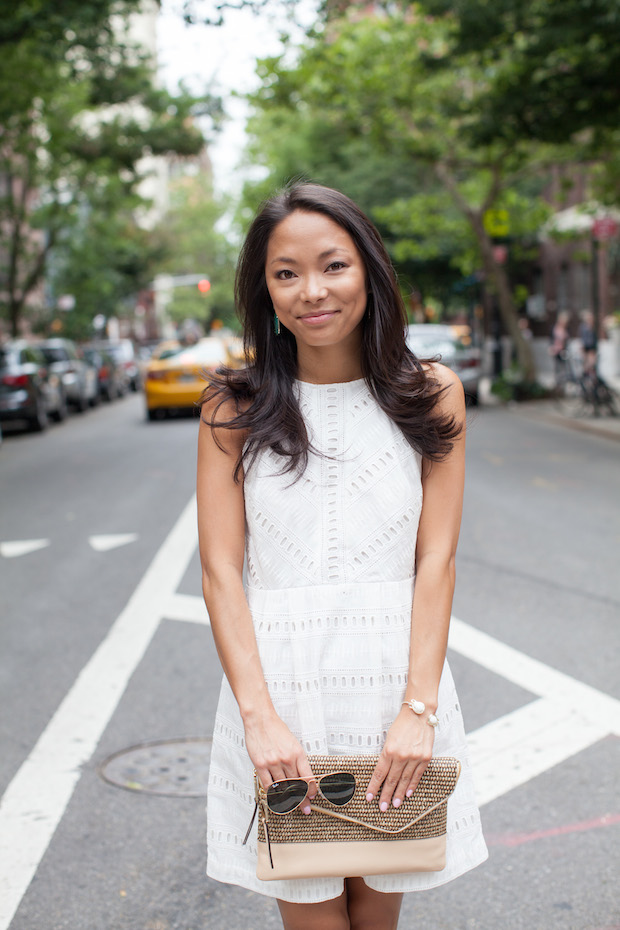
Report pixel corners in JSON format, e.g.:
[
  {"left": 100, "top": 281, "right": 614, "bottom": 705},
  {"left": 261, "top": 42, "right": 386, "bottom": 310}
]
[
  {"left": 269, "top": 247, "right": 349, "bottom": 265},
  {"left": 269, "top": 255, "right": 298, "bottom": 265}
]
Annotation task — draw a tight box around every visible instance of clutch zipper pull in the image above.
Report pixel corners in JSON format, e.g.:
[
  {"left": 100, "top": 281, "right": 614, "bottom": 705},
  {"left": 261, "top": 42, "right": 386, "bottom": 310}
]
[{"left": 242, "top": 772, "right": 262, "bottom": 846}]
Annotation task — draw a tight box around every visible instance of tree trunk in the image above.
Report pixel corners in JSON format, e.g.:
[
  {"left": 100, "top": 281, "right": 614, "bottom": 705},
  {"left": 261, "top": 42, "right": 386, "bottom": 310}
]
[
  {"left": 9, "top": 295, "right": 23, "bottom": 338},
  {"left": 469, "top": 213, "right": 537, "bottom": 381},
  {"left": 434, "top": 161, "right": 537, "bottom": 382}
]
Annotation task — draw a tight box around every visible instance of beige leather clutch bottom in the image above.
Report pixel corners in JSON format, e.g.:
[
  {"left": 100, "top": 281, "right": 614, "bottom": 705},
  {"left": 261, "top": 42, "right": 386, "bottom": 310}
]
[{"left": 253, "top": 754, "right": 461, "bottom": 881}]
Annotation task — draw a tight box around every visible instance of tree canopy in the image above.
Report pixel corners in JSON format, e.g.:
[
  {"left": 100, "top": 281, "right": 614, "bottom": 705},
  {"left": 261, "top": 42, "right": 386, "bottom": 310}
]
[
  {"left": 0, "top": 0, "right": 220, "bottom": 336},
  {"left": 420, "top": 0, "right": 620, "bottom": 148},
  {"left": 244, "top": 9, "right": 560, "bottom": 376}
]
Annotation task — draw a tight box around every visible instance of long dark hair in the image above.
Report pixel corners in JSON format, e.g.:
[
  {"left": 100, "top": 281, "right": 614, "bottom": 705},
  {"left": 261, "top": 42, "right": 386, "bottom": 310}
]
[{"left": 201, "top": 182, "right": 461, "bottom": 479}]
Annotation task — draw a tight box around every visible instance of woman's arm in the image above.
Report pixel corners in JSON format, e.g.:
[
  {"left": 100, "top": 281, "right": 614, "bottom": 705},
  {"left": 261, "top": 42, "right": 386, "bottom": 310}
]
[
  {"left": 197, "top": 402, "right": 315, "bottom": 800},
  {"left": 366, "top": 364, "right": 466, "bottom": 810}
]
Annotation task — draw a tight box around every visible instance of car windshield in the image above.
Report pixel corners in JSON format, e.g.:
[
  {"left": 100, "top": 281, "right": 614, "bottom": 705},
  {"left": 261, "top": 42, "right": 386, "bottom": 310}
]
[
  {"left": 40, "top": 346, "right": 66, "bottom": 362},
  {"left": 106, "top": 343, "right": 133, "bottom": 361},
  {"left": 406, "top": 327, "right": 469, "bottom": 357},
  {"left": 179, "top": 340, "right": 227, "bottom": 366},
  {"left": 407, "top": 336, "right": 456, "bottom": 357}
]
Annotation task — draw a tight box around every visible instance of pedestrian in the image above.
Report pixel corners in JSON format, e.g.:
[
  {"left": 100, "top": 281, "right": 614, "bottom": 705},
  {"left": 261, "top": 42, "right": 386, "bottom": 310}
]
[
  {"left": 578, "top": 309, "right": 598, "bottom": 375},
  {"left": 197, "top": 183, "right": 488, "bottom": 929},
  {"left": 548, "top": 310, "right": 570, "bottom": 381}
]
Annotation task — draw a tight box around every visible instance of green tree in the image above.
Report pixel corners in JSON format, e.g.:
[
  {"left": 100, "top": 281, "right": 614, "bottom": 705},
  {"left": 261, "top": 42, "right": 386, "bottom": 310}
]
[
  {"left": 158, "top": 171, "right": 237, "bottom": 333},
  {"left": 49, "top": 180, "right": 167, "bottom": 341},
  {"left": 0, "top": 2, "right": 217, "bottom": 336},
  {"left": 421, "top": 0, "right": 620, "bottom": 147}
]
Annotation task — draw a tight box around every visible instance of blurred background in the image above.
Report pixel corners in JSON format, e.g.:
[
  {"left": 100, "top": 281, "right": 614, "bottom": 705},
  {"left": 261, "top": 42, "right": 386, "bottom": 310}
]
[{"left": 1, "top": 2, "right": 619, "bottom": 929}]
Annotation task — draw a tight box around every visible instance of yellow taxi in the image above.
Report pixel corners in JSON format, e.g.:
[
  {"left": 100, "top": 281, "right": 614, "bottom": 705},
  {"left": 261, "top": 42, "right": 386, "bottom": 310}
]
[{"left": 144, "top": 336, "right": 242, "bottom": 420}]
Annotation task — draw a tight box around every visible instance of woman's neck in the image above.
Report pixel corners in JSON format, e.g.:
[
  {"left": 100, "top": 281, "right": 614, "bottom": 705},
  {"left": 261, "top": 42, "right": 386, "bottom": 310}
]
[{"left": 295, "top": 340, "right": 363, "bottom": 386}]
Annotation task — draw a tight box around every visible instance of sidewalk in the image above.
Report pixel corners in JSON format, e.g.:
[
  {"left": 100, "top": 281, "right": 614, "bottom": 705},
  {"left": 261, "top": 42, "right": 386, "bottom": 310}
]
[{"left": 479, "top": 376, "right": 620, "bottom": 443}]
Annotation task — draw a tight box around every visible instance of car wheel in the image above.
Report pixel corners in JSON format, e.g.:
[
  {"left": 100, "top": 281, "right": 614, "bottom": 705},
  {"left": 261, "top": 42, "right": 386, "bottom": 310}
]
[
  {"left": 147, "top": 407, "right": 165, "bottom": 421},
  {"left": 29, "top": 396, "right": 48, "bottom": 432},
  {"left": 76, "top": 389, "right": 88, "bottom": 413},
  {"left": 51, "top": 391, "right": 68, "bottom": 422}
]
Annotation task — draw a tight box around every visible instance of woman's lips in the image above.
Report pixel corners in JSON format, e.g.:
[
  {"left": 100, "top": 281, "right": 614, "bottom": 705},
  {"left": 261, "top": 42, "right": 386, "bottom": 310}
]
[{"left": 299, "top": 310, "right": 339, "bottom": 325}]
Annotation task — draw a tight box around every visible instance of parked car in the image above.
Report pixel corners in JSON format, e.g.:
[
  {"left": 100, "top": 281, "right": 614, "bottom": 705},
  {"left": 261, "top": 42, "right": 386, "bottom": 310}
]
[
  {"left": 0, "top": 340, "right": 67, "bottom": 431},
  {"left": 406, "top": 323, "right": 482, "bottom": 405},
  {"left": 82, "top": 346, "right": 126, "bottom": 402},
  {"left": 144, "top": 337, "right": 237, "bottom": 420},
  {"left": 40, "top": 338, "right": 96, "bottom": 411},
  {"left": 104, "top": 339, "right": 141, "bottom": 391}
]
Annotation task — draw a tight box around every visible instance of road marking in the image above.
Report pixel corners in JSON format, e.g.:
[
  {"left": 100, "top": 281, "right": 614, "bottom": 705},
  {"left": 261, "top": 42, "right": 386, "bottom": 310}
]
[
  {"left": 164, "top": 592, "right": 210, "bottom": 624},
  {"left": 88, "top": 533, "right": 139, "bottom": 552},
  {"left": 1, "top": 502, "right": 619, "bottom": 929},
  {"left": 0, "top": 497, "right": 198, "bottom": 930},
  {"left": 486, "top": 812, "right": 620, "bottom": 848},
  {"left": 0, "top": 539, "right": 50, "bottom": 558},
  {"left": 466, "top": 699, "right": 612, "bottom": 806},
  {"left": 449, "top": 617, "right": 620, "bottom": 806},
  {"left": 449, "top": 617, "right": 620, "bottom": 735}
]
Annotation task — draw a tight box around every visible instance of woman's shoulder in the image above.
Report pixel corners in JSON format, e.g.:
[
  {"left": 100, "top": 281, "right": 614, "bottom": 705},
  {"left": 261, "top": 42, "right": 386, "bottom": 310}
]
[
  {"left": 420, "top": 362, "right": 465, "bottom": 418},
  {"left": 421, "top": 361, "right": 463, "bottom": 394}
]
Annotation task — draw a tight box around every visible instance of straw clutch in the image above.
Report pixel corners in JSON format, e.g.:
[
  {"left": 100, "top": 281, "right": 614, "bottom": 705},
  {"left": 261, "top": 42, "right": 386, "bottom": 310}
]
[{"left": 253, "top": 754, "right": 460, "bottom": 881}]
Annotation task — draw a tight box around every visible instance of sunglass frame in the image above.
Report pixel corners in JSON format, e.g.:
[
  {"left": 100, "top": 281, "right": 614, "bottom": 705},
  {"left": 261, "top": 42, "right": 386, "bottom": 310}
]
[{"left": 265, "top": 771, "right": 357, "bottom": 815}]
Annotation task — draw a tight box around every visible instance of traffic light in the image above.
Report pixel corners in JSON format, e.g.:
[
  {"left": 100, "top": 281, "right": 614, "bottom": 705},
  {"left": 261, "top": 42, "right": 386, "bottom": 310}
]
[{"left": 197, "top": 278, "right": 211, "bottom": 294}]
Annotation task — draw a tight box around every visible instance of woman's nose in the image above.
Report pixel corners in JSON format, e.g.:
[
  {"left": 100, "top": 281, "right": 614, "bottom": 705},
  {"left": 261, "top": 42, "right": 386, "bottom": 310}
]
[{"left": 300, "top": 274, "right": 328, "bottom": 302}]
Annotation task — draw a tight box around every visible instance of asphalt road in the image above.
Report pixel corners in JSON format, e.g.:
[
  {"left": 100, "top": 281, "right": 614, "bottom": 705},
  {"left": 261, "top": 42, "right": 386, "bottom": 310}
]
[{"left": 1, "top": 394, "right": 618, "bottom": 930}]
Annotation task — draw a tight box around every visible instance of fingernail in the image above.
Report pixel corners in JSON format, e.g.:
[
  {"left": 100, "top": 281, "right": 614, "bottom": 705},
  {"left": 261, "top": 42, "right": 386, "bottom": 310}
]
[
  {"left": 406, "top": 788, "right": 414, "bottom": 798},
  {"left": 393, "top": 798, "right": 401, "bottom": 808},
  {"left": 302, "top": 804, "right": 311, "bottom": 815},
  {"left": 366, "top": 792, "right": 374, "bottom": 802},
  {"left": 380, "top": 801, "right": 388, "bottom": 812}
]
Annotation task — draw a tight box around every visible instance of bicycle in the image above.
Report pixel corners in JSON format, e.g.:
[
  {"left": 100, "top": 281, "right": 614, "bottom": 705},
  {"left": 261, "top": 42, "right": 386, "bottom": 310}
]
[{"left": 553, "top": 352, "right": 619, "bottom": 418}]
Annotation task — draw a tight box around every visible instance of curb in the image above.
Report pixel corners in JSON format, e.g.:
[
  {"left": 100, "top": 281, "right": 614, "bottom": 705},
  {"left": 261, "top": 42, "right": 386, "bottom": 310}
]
[{"left": 507, "top": 402, "right": 620, "bottom": 443}]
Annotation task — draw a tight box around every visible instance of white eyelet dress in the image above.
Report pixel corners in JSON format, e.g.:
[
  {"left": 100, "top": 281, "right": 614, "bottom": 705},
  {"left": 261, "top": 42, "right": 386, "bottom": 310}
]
[{"left": 206, "top": 378, "right": 488, "bottom": 903}]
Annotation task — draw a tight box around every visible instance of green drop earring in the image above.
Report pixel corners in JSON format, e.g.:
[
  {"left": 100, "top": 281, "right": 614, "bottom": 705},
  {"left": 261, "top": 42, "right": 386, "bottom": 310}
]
[{"left": 274, "top": 314, "right": 281, "bottom": 336}]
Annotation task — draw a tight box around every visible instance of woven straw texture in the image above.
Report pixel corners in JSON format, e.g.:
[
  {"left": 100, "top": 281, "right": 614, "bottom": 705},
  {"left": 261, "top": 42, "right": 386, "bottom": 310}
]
[{"left": 257, "top": 756, "right": 460, "bottom": 845}]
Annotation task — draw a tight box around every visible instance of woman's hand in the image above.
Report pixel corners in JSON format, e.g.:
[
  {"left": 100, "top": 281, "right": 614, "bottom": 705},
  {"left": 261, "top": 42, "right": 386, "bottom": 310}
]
[
  {"left": 365, "top": 707, "right": 435, "bottom": 811},
  {"left": 243, "top": 708, "right": 316, "bottom": 814}
]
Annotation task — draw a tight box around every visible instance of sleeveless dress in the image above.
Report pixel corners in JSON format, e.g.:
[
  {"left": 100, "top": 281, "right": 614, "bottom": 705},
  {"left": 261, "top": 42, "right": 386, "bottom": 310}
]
[{"left": 206, "top": 378, "right": 488, "bottom": 903}]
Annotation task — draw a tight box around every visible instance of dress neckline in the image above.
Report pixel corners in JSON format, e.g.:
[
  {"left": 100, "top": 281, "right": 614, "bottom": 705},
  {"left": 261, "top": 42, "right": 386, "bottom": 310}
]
[{"left": 295, "top": 377, "right": 366, "bottom": 388}]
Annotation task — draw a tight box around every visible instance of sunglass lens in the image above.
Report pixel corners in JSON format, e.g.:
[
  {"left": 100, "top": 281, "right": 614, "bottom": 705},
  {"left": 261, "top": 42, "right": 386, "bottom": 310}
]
[
  {"left": 267, "top": 779, "right": 308, "bottom": 814},
  {"left": 320, "top": 772, "right": 356, "bottom": 806}
]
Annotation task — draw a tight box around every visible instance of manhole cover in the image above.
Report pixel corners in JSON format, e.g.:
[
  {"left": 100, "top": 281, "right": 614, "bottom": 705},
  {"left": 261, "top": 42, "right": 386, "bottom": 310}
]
[{"left": 99, "top": 737, "right": 212, "bottom": 797}]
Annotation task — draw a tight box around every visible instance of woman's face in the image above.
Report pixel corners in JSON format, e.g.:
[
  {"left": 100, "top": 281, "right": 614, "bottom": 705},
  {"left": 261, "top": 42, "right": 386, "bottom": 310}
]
[{"left": 265, "top": 210, "right": 368, "bottom": 350}]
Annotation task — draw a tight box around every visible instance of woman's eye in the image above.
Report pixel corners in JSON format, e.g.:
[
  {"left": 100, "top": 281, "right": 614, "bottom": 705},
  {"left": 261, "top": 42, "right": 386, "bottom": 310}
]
[
  {"left": 328, "top": 261, "right": 347, "bottom": 271},
  {"left": 275, "top": 269, "right": 295, "bottom": 280}
]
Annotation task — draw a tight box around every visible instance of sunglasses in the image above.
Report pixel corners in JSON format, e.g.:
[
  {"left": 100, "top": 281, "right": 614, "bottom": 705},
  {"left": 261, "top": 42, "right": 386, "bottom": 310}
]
[{"left": 266, "top": 771, "right": 356, "bottom": 814}]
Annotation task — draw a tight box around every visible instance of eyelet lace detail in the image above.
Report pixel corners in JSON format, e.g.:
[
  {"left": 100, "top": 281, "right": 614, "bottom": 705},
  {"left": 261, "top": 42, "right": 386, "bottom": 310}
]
[{"left": 207, "top": 380, "right": 488, "bottom": 902}]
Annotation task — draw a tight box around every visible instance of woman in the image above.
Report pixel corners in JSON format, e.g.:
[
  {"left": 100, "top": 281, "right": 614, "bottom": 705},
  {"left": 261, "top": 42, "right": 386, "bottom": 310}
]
[{"left": 197, "top": 183, "right": 487, "bottom": 929}]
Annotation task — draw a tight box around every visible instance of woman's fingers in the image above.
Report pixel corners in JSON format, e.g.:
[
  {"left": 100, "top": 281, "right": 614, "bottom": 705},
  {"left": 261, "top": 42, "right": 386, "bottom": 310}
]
[
  {"left": 365, "top": 756, "right": 391, "bottom": 804},
  {"left": 255, "top": 746, "right": 315, "bottom": 815},
  {"left": 391, "top": 762, "right": 417, "bottom": 808},
  {"left": 377, "top": 759, "right": 409, "bottom": 812}
]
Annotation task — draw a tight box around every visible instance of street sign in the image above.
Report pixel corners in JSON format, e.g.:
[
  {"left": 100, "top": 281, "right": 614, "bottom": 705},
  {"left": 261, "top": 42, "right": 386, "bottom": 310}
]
[
  {"left": 592, "top": 217, "right": 619, "bottom": 241},
  {"left": 483, "top": 208, "right": 510, "bottom": 238}
]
